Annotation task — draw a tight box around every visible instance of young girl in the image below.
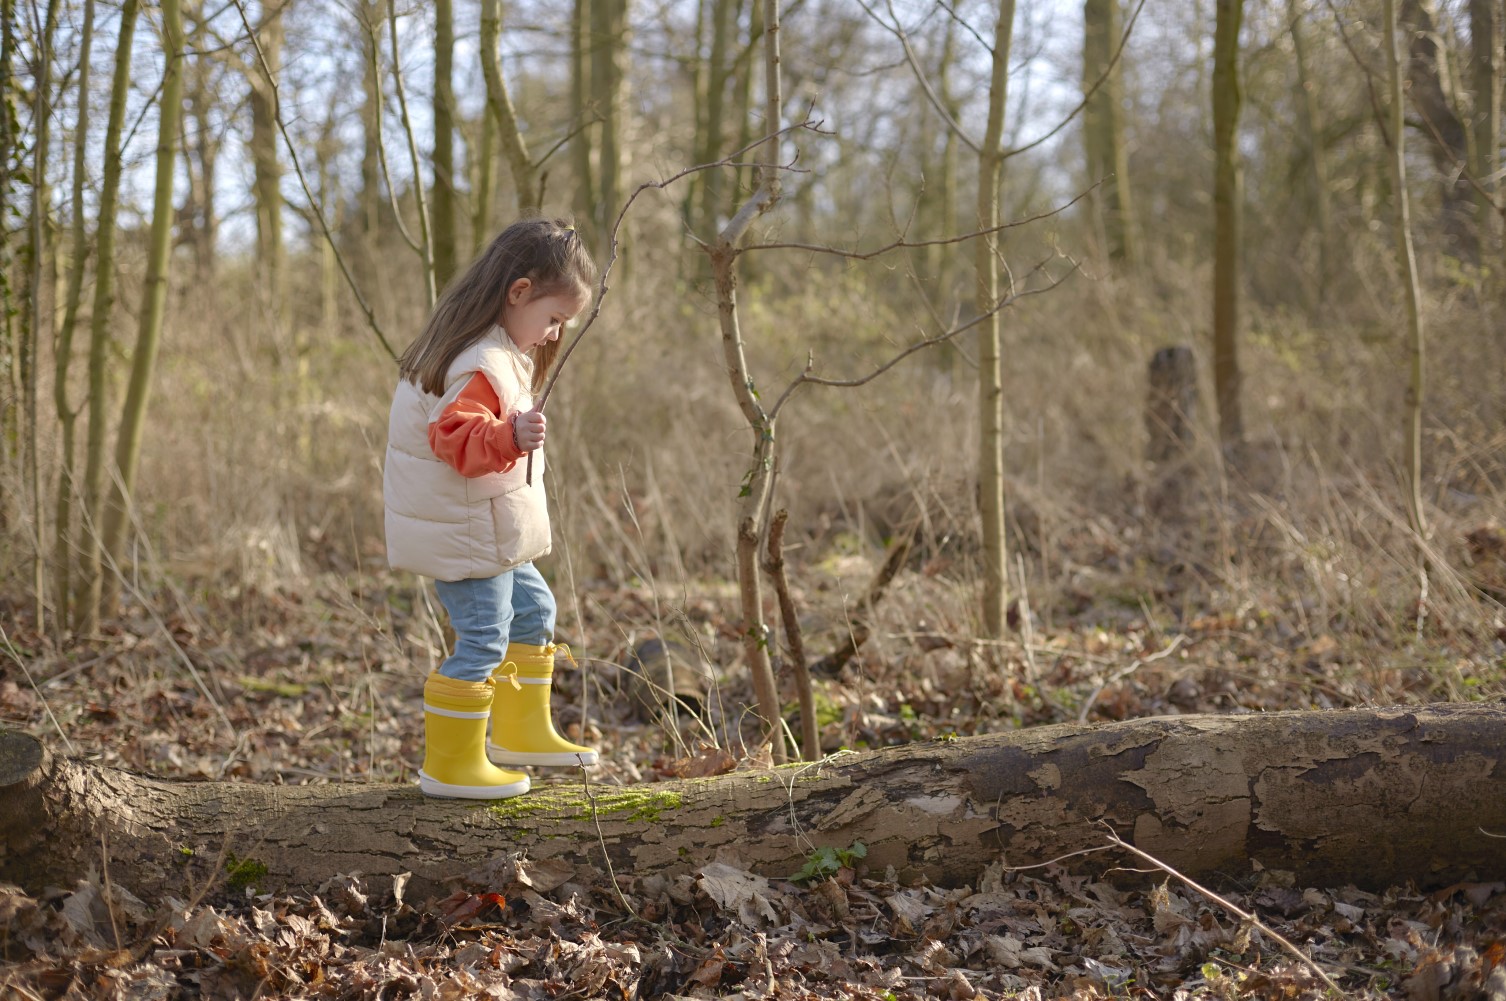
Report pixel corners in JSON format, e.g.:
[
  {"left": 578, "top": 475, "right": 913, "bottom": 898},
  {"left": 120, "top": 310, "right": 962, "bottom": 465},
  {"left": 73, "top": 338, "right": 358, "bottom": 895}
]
[{"left": 384, "top": 217, "right": 600, "bottom": 799}]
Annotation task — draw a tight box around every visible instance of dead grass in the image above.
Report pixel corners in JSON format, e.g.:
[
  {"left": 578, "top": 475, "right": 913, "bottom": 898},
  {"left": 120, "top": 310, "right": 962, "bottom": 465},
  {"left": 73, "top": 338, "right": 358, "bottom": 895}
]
[{"left": 2, "top": 211, "right": 1503, "bottom": 751}]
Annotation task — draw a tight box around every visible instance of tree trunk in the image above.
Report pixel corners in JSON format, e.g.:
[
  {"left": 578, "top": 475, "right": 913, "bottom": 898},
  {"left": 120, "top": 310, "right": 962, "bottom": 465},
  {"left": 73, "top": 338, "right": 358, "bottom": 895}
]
[
  {"left": 25, "top": 0, "right": 62, "bottom": 633},
  {"left": 1399, "top": 0, "right": 1477, "bottom": 258},
  {"left": 0, "top": 0, "right": 15, "bottom": 469},
  {"left": 976, "top": 0, "right": 1014, "bottom": 642},
  {"left": 697, "top": 0, "right": 734, "bottom": 234},
  {"left": 1385, "top": 0, "right": 1428, "bottom": 539},
  {"left": 590, "top": 0, "right": 627, "bottom": 259},
  {"left": 1288, "top": 0, "right": 1333, "bottom": 300},
  {"left": 184, "top": 3, "right": 219, "bottom": 286},
  {"left": 7, "top": 705, "right": 1506, "bottom": 901},
  {"left": 75, "top": 0, "right": 141, "bottom": 635},
  {"left": 705, "top": 0, "right": 786, "bottom": 764},
  {"left": 1211, "top": 0, "right": 1243, "bottom": 447},
  {"left": 432, "top": 0, "right": 458, "bottom": 288},
  {"left": 358, "top": 0, "right": 383, "bottom": 280},
  {"left": 248, "top": 0, "right": 284, "bottom": 317},
  {"left": 1468, "top": 0, "right": 1501, "bottom": 250},
  {"left": 51, "top": 0, "right": 97, "bottom": 634},
  {"left": 98, "top": 0, "right": 186, "bottom": 619},
  {"left": 1082, "top": 0, "right": 1136, "bottom": 265},
  {"left": 571, "top": 0, "right": 595, "bottom": 231},
  {"left": 480, "top": 0, "right": 539, "bottom": 215}
]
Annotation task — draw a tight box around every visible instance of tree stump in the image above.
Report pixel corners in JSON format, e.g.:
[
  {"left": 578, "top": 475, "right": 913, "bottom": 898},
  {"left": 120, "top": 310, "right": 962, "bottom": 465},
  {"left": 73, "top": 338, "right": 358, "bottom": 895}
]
[{"left": 1146, "top": 345, "right": 1198, "bottom": 466}]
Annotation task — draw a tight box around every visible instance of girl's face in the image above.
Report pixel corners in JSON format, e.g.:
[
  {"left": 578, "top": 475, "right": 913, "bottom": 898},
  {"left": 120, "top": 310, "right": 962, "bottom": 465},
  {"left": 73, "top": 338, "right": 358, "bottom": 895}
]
[{"left": 500, "top": 278, "right": 589, "bottom": 351}]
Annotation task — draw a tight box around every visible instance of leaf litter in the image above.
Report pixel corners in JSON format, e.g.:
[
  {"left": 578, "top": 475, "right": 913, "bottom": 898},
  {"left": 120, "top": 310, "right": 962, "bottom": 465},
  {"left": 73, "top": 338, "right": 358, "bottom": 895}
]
[{"left": 3, "top": 547, "right": 1505, "bottom": 998}]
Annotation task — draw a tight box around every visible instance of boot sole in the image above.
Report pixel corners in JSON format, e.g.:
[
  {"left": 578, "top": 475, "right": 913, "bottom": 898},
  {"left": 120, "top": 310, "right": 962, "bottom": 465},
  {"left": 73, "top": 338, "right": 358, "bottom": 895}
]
[
  {"left": 487, "top": 744, "right": 600, "bottom": 767},
  {"left": 418, "top": 770, "right": 531, "bottom": 799}
]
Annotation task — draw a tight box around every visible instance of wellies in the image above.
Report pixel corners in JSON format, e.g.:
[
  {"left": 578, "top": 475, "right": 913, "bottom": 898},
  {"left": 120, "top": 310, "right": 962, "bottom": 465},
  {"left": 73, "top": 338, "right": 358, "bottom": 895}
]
[
  {"left": 487, "top": 643, "right": 600, "bottom": 767},
  {"left": 419, "top": 673, "right": 532, "bottom": 799}
]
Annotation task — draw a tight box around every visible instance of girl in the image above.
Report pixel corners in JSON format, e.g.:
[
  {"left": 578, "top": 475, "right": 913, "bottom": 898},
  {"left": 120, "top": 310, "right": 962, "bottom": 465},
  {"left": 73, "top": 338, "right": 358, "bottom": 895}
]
[{"left": 384, "top": 218, "right": 600, "bottom": 799}]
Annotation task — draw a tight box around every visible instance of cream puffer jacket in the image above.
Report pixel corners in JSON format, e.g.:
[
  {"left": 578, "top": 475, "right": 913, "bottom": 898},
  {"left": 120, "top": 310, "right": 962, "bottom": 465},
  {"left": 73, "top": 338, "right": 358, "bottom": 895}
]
[{"left": 384, "top": 326, "right": 549, "bottom": 581}]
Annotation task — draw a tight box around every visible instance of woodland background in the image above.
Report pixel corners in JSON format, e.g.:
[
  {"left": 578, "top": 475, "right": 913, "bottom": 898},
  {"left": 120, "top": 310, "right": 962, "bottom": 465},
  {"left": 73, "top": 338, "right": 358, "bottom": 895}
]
[{"left": 2, "top": 0, "right": 1506, "bottom": 997}]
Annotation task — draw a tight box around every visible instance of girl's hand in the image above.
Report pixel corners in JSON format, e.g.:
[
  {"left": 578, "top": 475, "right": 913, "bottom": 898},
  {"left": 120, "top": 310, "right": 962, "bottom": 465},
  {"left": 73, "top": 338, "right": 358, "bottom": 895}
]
[{"left": 511, "top": 410, "right": 547, "bottom": 452}]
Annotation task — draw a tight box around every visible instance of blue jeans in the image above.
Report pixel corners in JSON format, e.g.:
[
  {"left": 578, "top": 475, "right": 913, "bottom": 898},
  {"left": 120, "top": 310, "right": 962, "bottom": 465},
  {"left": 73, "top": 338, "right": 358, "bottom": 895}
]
[{"left": 433, "top": 563, "right": 557, "bottom": 682}]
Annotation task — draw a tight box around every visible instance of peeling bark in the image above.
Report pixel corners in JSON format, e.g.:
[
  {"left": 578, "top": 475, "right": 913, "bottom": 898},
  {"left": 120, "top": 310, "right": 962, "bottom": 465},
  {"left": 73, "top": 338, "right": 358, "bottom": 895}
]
[{"left": 5, "top": 705, "right": 1506, "bottom": 901}]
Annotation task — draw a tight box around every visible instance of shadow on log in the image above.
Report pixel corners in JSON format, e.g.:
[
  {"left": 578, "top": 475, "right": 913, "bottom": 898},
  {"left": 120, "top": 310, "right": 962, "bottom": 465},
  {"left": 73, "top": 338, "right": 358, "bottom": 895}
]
[{"left": 5, "top": 704, "right": 1506, "bottom": 901}]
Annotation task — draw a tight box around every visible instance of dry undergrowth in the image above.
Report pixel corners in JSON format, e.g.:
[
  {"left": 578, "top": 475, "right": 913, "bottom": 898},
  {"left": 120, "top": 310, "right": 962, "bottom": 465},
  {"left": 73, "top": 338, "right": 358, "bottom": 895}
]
[{"left": 2, "top": 251, "right": 1505, "bottom": 997}]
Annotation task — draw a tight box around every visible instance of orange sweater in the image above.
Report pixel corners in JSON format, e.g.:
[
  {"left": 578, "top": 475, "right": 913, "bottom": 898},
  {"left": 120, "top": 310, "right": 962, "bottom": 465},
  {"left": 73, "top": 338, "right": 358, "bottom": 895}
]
[{"left": 428, "top": 373, "right": 527, "bottom": 477}]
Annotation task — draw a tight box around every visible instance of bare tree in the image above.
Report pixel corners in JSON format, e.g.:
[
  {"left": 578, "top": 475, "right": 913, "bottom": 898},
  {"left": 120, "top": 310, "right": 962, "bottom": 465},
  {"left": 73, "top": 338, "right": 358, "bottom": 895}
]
[
  {"left": 99, "top": 0, "right": 188, "bottom": 618},
  {"left": 23, "top": 0, "right": 63, "bottom": 631},
  {"left": 1383, "top": 0, "right": 1427, "bottom": 539},
  {"left": 1467, "top": 0, "right": 1500, "bottom": 249},
  {"left": 1083, "top": 0, "right": 1136, "bottom": 264},
  {"left": 571, "top": 0, "right": 595, "bottom": 230},
  {"left": 0, "top": 0, "right": 16, "bottom": 475},
  {"left": 75, "top": 0, "right": 143, "bottom": 635},
  {"left": 432, "top": 0, "right": 458, "bottom": 286},
  {"left": 357, "top": 0, "right": 384, "bottom": 276},
  {"left": 182, "top": 2, "right": 222, "bottom": 285},
  {"left": 590, "top": 0, "right": 627, "bottom": 257},
  {"left": 51, "top": 0, "right": 97, "bottom": 632},
  {"left": 480, "top": 0, "right": 539, "bottom": 214},
  {"left": 248, "top": 0, "right": 286, "bottom": 317},
  {"left": 1399, "top": 0, "right": 1477, "bottom": 256},
  {"left": 1288, "top": 0, "right": 1333, "bottom": 299},
  {"left": 1212, "top": 0, "right": 1244, "bottom": 447}
]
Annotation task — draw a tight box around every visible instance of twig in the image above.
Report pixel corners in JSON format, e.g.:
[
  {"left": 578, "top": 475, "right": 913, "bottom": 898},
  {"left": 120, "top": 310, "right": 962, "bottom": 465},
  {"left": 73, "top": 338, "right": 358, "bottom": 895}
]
[
  {"left": 580, "top": 763, "right": 640, "bottom": 920},
  {"left": 1103, "top": 829, "right": 1347, "bottom": 995},
  {"left": 743, "top": 183, "right": 1097, "bottom": 258},
  {"left": 1000, "top": 843, "right": 1119, "bottom": 873},
  {"left": 100, "top": 830, "right": 123, "bottom": 951},
  {"left": 1076, "top": 634, "right": 1187, "bottom": 722},
  {"left": 230, "top": 0, "right": 397, "bottom": 359}
]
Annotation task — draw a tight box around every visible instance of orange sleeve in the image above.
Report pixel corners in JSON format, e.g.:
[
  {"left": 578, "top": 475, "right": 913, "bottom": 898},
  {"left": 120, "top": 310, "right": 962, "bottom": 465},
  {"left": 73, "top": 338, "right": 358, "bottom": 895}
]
[{"left": 428, "top": 373, "right": 526, "bottom": 477}]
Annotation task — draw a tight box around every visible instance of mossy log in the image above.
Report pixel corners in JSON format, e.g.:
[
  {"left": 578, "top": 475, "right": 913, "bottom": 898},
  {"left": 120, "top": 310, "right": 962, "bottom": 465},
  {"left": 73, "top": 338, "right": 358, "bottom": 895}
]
[{"left": 4, "top": 704, "right": 1506, "bottom": 901}]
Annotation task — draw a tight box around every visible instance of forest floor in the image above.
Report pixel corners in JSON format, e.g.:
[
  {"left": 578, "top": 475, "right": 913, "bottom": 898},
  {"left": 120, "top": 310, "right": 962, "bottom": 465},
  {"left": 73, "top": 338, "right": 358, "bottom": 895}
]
[{"left": 3, "top": 531, "right": 1506, "bottom": 1000}]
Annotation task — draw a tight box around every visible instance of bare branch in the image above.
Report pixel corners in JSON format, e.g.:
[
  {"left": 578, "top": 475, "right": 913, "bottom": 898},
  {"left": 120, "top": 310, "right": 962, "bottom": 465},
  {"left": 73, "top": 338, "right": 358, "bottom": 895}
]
[
  {"left": 936, "top": 0, "right": 992, "bottom": 54},
  {"left": 1104, "top": 829, "right": 1346, "bottom": 995},
  {"left": 743, "top": 183, "right": 1096, "bottom": 260},
  {"left": 858, "top": 0, "right": 980, "bottom": 154},
  {"left": 231, "top": 0, "right": 397, "bottom": 361}
]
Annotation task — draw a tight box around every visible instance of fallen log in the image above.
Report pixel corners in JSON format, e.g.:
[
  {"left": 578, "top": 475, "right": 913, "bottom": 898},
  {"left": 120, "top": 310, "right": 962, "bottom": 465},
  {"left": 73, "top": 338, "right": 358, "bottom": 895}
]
[{"left": 5, "top": 704, "right": 1505, "bottom": 901}]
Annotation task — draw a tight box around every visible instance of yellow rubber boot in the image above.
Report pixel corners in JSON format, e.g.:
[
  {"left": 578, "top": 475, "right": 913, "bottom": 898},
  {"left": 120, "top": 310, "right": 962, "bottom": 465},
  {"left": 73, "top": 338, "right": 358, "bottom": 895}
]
[
  {"left": 419, "top": 673, "right": 531, "bottom": 799},
  {"left": 487, "top": 643, "right": 600, "bottom": 767}
]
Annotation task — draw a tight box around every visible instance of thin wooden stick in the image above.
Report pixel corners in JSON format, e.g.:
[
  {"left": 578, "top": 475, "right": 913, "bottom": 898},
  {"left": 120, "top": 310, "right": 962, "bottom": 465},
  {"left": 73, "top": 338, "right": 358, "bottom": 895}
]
[{"left": 1104, "top": 829, "right": 1346, "bottom": 995}]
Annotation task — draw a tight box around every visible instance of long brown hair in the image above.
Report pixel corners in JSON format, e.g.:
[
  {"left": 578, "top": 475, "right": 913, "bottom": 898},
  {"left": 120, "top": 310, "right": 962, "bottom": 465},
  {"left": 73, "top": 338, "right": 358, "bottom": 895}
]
[{"left": 398, "top": 218, "right": 597, "bottom": 396}]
